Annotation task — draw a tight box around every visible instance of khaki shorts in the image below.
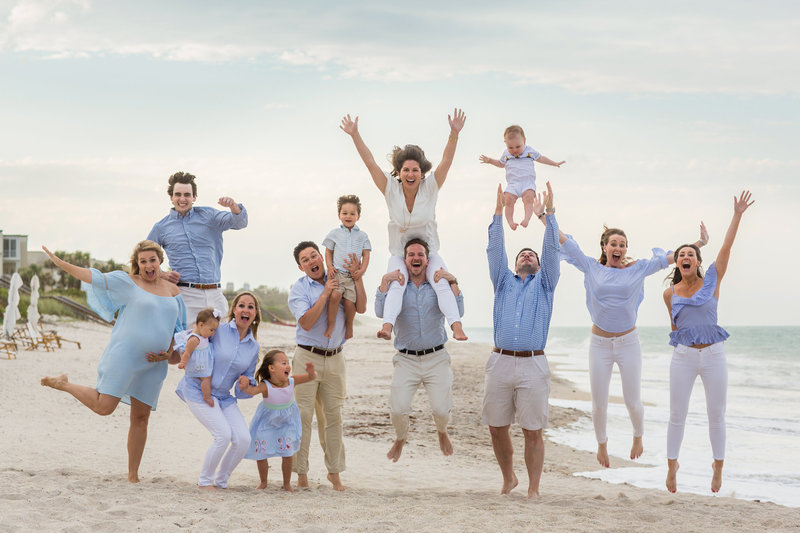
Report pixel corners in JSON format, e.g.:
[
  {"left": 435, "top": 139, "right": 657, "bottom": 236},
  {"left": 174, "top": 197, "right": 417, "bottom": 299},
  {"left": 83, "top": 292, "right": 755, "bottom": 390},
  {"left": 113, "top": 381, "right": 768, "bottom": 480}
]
[
  {"left": 481, "top": 351, "right": 550, "bottom": 430},
  {"left": 333, "top": 270, "right": 356, "bottom": 302}
]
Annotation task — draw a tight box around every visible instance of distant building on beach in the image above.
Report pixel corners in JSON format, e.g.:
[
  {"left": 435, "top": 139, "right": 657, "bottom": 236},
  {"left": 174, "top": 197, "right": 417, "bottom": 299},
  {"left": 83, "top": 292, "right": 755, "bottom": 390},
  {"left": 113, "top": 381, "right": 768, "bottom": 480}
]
[{"left": 1, "top": 230, "right": 47, "bottom": 278}]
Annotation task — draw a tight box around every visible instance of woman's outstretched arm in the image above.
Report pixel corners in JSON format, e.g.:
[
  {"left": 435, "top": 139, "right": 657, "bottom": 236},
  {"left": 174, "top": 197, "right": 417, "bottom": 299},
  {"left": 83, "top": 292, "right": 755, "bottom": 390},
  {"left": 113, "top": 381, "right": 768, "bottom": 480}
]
[
  {"left": 433, "top": 108, "right": 466, "bottom": 188},
  {"left": 340, "top": 114, "right": 388, "bottom": 194}
]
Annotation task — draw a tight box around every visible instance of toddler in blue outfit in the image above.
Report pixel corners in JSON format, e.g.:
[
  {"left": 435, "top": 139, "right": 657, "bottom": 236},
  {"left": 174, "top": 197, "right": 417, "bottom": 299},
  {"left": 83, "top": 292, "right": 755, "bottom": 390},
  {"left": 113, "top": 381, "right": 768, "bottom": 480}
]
[{"left": 175, "top": 307, "right": 220, "bottom": 407}]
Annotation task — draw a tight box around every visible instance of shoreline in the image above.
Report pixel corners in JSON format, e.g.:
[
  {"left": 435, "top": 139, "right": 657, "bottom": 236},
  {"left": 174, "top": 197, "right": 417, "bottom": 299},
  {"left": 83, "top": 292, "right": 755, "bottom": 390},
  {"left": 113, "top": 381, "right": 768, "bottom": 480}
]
[{"left": 1, "top": 320, "right": 798, "bottom": 532}]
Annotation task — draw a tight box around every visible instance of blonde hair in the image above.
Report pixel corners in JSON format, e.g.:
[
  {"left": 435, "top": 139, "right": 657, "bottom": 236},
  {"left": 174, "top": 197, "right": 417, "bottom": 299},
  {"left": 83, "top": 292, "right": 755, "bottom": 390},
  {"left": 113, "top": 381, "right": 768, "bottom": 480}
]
[
  {"left": 504, "top": 125, "right": 525, "bottom": 140},
  {"left": 129, "top": 240, "right": 165, "bottom": 275}
]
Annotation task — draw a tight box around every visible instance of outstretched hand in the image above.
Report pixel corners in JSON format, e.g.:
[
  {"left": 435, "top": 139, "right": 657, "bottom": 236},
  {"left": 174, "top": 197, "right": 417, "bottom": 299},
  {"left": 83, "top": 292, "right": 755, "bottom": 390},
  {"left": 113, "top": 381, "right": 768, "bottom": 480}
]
[
  {"left": 305, "top": 362, "right": 317, "bottom": 380},
  {"left": 340, "top": 114, "right": 358, "bottom": 136},
  {"left": 542, "top": 181, "right": 554, "bottom": 211},
  {"left": 699, "top": 221, "right": 709, "bottom": 245},
  {"left": 733, "top": 190, "right": 754, "bottom": 214},
  {"left": 146, "top": 351, "right": 170, "bottom": 363},
  {"left": 495, "top": 184, "right": 504, "bottom": 215},
  {"left": 448, "top": 108, "right": 466, "bottom": 134},
  {"left": 42, "top": 245, "right": 61, "bottom": 266}
]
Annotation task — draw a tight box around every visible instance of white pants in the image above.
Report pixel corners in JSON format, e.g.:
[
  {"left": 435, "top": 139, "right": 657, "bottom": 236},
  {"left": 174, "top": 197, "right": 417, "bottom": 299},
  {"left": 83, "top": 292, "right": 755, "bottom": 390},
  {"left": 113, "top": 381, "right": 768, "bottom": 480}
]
[
  {"left": 186, "top": 399, "right": 251, "bottom": 488},
  {"left": 589, "top": 330, "right": 644, "bottom": 444},
  {"left": 179, "top": 287, "right": 229, "bottom": 326},
  {"left": 390, "top": 349, "right": 453, "bottom": 441},
  {"left": 382, "top": 253, "right": 460, "bottom": 327},
  {"left": 667, "top": 342, "right": 727, "bottom": 461}
]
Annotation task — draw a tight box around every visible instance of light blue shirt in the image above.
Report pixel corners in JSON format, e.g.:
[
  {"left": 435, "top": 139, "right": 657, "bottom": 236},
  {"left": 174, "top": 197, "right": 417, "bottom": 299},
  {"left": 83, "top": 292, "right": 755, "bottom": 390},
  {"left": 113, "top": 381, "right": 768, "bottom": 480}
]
[
  {"left": 488, "top": 214, "right": 560, "bottom": 351},
  {"left": 175, "top": 320, "right": 259, "bottom": 408},
  {"left": 147, "top": 205, "right": 248, "bottom": 283},
  {"left": 288, "top": 274, "right": 346, "bottom": 349},
  {"left": 669, "top": 262, "right": 730, "bottom": 347},
  {"left": 375, "top": 281, "right": 464, "bottom": 351},
  {"left": 560, "top": 235, "right": 668, "bottom": 333},
  {"left": 322, "top": 224, "right": 372, "bottom": 272}
]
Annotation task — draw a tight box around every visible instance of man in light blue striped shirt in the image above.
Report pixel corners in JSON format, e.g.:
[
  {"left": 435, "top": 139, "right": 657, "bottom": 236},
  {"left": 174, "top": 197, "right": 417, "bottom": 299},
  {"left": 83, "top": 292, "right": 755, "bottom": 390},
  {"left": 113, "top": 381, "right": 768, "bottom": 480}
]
[
  {"left": 147, "top": 171, "right": 248, "bottom": 324},
  {"left": 483, "top": 183, "right": 560, "bottom": 499}
]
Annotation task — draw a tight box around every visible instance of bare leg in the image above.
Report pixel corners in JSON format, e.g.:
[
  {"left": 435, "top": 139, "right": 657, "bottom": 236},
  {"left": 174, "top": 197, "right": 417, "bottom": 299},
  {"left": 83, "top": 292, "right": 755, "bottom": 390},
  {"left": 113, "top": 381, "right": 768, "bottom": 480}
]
[
  {"left": 127, "top": 398, "right": 152, "bottom": 483},
  {"left": 631, "top": 435, "right": 643, "bottom": 460},
  {"left": 711, "top": 459, "right": 724, "bottom": 493},
  {"left": 296, "top": 473, "right": 309, "bottom": 488},
  {"left": 326, "top": 473, "right": 345, "bottom": 492},
  {"left": 438, "top": 431, "right": 453, "bottom": 456},
  {"left": 41, "top": 374, "right": 120, "bottom": 416},
  {"left": 256, "top": 459, "right": 269, "bottom": 489},
  {"left": 377, "top": 323, "right": 393, "bottom": 340},
  {"left": 281, "top": 457, "right": 294, "bottom": 492},
  {"left": 666, "top": 458, "right": 679, "bottom": 493},
  {"left": 325, "top": 291, "right": 343, "bottom": 338},
  {"left": 504, "top": 193, "right": 519, "bottom": 230},
  {"left": 597, "top": 439, "right": 610, "bottom": 468},
  {"left": 489, "top": 425, "right": 518, "bottom": 495},
  {"left": 343, "top": 299, "right": 356, "bottom": 340},
  {"left": 386, "top": 438, "right": 406, "bottom": 462},
  {"left": 522, "top": 428, "right": 545, "bottom": 499},
  {"left": 201, "top": 377, "right": 214, "bottom": 407},
  {"left": 451, "top": 321, "right": 468, "bottom": 341},
  {"left": 520, "top": 189, "right": 536, "bottom": 228}
]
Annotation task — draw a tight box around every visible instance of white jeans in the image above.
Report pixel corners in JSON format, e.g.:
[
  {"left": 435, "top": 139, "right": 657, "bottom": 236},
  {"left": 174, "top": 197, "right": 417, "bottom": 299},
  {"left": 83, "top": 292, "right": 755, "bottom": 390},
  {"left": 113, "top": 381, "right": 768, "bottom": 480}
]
[
  {"left": 667, "top": 342, "right": 728, "bottom": 461},
  {"left": 390, "top": 349, "right": 453, "bottom": 441},
  {"left": 186, "top": 400, "right": 250, "bottom": 488},
  {"left": 179, "top": 287, "right": 229, "bottom": 326},
  {"left": 589, "top": 330, "right": 644, "bottom": 444},
  {"left": 382, "top": 253, "right": 460, "bottom": 327}
]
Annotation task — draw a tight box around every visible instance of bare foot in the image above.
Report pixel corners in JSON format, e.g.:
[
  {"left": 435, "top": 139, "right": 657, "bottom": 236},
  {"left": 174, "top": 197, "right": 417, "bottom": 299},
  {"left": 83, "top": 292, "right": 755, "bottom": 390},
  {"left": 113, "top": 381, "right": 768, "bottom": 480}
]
[
  {"left": 711, "top": 459, "right": 724, "bottom": 493},
  {"left": 41, "top": 374, "right": 68, "bottom": 390},
  {"left": 324, "top": 327, "right": 333, "bottom": 338},
  {"left": 451, "top": 322, "right": 468, "bottom": 341},
  {"left": 501, "top": 473, "right": 519, "bottom": 495},
  {"left": 438, "top": 432, "right": 453, "bottom": 456},
  {"left": 282, "top": 483, "right": 295, "bottom": 493},
  {"left": 377, "top": 323, "right": 392, "bottom": 340},
  {"left": 520, "top": 219, "right": 529, "bottom": 228},
  {"left": 198, "top": 485, "right": 218, "bottom": 491},
  {"left": 666, "top": 459, "right": 679, "bottom": 493},
  {"left": 327, "top": 473, "right": 345, "bottom": 492},
  {"left": 597, "top": 441, "right": 610, "bottom": 468},
  {"left": 297, "top": 474, "right": 309, "bottom": 488},
  {"left": 203, "top": 396, "right": 214, "bottom": 407},
  {"left": 527, "top": 487, "right": 540, "bottom": 499},
  {"left": 128, "top": 473, "right": 140, "bottom": 483},
  {"left": 345, "top": 326, "right": 353, "bottom": 340},
  {"left": 387, "top": 439, "right": 406, "bottom": 462},
  {"left": 256, "top": 482, "right": 267, "bottom": 489},
  {"left": 509, "top": 222, "right": 518, "bottom": 231},
  {"left": 630, "top": 436, "right": 643, "bottom": 460}
]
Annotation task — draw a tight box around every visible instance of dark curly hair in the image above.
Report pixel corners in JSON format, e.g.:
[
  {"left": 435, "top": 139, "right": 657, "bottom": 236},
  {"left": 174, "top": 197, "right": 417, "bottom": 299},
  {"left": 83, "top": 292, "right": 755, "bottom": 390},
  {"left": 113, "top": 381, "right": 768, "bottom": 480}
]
[
  {"left": 390, "top": 144, "right": 432, "bottom": 178},
  {"left": 167, "top": 171, "right": 197, "bottom": 196}
]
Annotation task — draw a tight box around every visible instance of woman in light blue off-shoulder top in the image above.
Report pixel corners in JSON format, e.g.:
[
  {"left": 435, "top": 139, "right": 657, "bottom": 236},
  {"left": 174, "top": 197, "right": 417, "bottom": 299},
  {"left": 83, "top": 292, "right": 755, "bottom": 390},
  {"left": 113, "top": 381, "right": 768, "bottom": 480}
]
[{"left": 662, "top": 191, "right": 753, "bottom": 495}]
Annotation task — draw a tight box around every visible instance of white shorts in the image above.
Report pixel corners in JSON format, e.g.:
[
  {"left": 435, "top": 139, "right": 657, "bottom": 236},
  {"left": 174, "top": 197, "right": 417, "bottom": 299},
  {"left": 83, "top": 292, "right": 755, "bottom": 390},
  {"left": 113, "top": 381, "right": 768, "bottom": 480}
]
[
  {"left": 504, "top": 177, "right": 536, "bottom": 198},
  {"left": 179, "top": 287, "right": 229, "bottom": 326},
  {"left": 481, "top": 351, "right": 550, "bottom": 430}
]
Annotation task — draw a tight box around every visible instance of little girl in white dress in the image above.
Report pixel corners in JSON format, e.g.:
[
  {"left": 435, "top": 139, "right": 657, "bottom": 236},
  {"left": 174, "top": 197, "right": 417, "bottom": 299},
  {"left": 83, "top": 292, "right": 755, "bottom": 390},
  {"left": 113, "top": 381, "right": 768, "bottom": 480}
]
[{"left": 238, "top": 349, "right": 316, "bottom": 491}]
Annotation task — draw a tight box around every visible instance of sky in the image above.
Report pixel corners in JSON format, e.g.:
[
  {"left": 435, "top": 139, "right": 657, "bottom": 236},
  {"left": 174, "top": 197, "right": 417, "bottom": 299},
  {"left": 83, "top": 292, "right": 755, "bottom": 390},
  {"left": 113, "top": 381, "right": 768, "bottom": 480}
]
[{"left": 1, "top": 0, "right": 798, "bottom": 328}]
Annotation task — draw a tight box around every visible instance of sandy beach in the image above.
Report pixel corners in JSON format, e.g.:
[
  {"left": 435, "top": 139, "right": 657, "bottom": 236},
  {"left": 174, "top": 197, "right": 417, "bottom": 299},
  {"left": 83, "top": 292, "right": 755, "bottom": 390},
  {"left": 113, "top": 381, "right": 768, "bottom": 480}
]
[{"left": 1, "top": 320, "right": 797, "bottom": 532}]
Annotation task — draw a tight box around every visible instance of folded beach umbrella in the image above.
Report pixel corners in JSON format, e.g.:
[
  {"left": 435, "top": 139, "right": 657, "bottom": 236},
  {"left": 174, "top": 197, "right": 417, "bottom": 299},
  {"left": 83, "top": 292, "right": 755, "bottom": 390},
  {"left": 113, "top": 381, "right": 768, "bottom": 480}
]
[
  {"left": 27, "top": 274, "right": 41, "bottom": 334},
  {"left": 3, "top": 272, "right": 23, "bottom": 338}
]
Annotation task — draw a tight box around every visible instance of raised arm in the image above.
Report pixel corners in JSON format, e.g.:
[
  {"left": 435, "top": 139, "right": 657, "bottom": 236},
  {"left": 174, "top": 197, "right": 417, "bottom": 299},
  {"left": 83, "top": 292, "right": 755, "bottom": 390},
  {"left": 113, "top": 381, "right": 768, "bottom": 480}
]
[
  {"left": 532, "top": 182, "right": 568, "bottom": 244},
  {"left": 293, "top": 362, "right": 317, "bottom": 385},
  {"left": 237, "top": 375, "right": 267, "bottom": 396},
  {"left": 218, "top": 196, "right": 243, "bottom": 215},
  {"left": 42, "top": 246, "right": 92, "bottom": 283},
  {"left": 537, "top": 155, "right": 566, "bottom": 168},
  {"left": 433, "top": 108, "right": 466, "bottom": 188},
  {"left": 715, "top": 190, "right": 753, "bottom": 286},
  {"left": 479, "top": 154, "right": 504, "bottom": 168},
  {"left": 340, "top": 114, "right": 388, "bottom": 194},
  {"left": 666, "top": 222, "right": 709, "bottom": 265}
]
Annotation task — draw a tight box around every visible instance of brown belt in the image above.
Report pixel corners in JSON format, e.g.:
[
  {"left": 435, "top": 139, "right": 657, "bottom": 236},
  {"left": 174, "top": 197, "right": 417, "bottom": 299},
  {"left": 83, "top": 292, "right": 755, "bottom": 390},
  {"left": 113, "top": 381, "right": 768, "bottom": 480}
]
[
  {"left": 298, "top": 344, "right": 343, "bottom": 357},
  {"left": 493, "top": 347, "right": 545, "bottom": 357},
  {"left": 177, "top": 282, "right": 221, "bottom": 290}
]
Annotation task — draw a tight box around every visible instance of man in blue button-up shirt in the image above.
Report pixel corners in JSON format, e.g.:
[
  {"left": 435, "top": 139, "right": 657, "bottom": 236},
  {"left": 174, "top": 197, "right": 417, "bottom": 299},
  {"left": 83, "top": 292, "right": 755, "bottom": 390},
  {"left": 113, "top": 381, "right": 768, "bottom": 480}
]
[
  {"left": 147, "top": 171, "right": 248, "bottom": 324},
  {"left": 375, "top": 238, "right": 464, "bottom": 463},
  {"left": 483, "top": 183, "right": 560, "bottom": 499},
  {"left": 288, "top": 240, "right": 366, "bottom": 492}
]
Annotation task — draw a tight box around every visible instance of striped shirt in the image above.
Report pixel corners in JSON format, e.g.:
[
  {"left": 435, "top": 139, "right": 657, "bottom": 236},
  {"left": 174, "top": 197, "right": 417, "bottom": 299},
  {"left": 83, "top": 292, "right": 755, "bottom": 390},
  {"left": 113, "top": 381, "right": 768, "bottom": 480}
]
[{"left": 487, "top": 214, "right": 560, "bottom": 351}]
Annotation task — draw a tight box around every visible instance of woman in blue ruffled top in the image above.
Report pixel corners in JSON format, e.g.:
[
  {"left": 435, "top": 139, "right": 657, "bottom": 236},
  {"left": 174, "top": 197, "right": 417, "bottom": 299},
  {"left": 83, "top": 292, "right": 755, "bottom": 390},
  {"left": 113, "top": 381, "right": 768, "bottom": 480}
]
[
  {"left": 40, "top": 240, "right": 186, "bottom": 483},
  {"left": 556, "top": 197, "right": 707, "bottom": 468},
  {"left": 663, "top": 190, "right": 753, "bottom": 495}
]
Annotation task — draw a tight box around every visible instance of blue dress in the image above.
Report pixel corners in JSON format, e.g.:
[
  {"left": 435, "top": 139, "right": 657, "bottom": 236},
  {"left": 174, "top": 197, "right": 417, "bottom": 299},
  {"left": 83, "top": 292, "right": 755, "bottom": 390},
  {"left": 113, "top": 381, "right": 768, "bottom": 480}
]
[
  {"left": 82, "top": 269, "right": 186, "bottom": 409},
  {"left": 245, "top": 378, "right": 302, "bottom": 459},
  {"left": 174, "top": 330, "right": 214, "bottom": 378}
]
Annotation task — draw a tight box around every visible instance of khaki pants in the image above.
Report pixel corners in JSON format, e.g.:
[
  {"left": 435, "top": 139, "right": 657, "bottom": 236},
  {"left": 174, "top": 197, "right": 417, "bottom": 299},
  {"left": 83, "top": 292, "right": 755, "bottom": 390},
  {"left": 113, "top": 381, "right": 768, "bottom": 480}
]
[{"left": 291, "top": 346, "right": 347, "bottom": 475}]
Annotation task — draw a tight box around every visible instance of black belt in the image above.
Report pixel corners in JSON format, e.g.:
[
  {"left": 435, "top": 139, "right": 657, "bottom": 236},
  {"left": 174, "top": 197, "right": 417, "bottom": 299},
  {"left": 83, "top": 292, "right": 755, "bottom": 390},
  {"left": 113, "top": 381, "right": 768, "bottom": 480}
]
[
  {"left": 177, "top": 282, "right": 221, "bottom": 289},
  {"left": 399, "top": 344, "right": 444, "bottom": 356},
  {"left": 493, "top": 347, "right": 545, "bottom": 357},
  {"left": 298, "top": 344, "right": 343, "bottom": 357}
]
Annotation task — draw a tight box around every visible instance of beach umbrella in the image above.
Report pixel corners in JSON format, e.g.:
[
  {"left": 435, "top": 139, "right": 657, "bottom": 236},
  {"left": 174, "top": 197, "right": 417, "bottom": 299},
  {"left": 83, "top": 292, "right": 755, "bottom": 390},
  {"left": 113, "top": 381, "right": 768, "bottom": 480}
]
[
  {"left": 3, "top": 272, "right": 23, "bottom": 338},
  {"left": 28, "top": 274, "right": 41, "bottom": 334}
]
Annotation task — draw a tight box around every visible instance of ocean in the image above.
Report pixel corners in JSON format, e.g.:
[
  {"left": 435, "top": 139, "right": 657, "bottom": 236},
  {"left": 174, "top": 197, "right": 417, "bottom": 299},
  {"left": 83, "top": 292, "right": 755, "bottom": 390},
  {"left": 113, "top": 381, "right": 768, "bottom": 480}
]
[{"left": 466, "top": 325, "right": 800, "bottom": 508}]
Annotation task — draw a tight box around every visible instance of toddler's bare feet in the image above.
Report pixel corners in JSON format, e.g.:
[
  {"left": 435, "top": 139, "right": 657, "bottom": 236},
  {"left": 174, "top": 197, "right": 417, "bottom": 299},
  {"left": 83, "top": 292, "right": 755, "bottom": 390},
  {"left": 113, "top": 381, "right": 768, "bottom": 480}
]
[
  {"left": 597, "top": 440, "right": 610, "bottom": 467},
  {"left": 631, "top": 436, "right": 643, "bottom": 460},
  {"left": 377, "top": 323, "right": 392, "bottom": 340},
  {"left": 345, "top": 326, "right": 354, "bottom": 340},
  {"left": 203, "top": 396, "right": 214, "bottom": 407},
  {"left": 666, "top": 459, "right": 679, "bottom": 493},
  {"left": 256, "top": 482, "right": 267, "bottom": 489},
  {"left": 451, "top": 322, "right": 468, "bottom": 341},
  {"left": 323, "top": 327, "right": 333, "bottom": 338},
  {"left": 41, "top": 374, "right": 69, "bottom": 390}
]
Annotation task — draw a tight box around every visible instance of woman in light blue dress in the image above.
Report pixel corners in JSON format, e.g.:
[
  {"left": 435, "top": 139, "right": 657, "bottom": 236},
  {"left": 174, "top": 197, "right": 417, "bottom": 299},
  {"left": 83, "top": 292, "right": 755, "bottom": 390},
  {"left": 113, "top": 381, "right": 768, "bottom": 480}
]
[{"left": 40, "top": 240, "right": 186, "bottom": 483}]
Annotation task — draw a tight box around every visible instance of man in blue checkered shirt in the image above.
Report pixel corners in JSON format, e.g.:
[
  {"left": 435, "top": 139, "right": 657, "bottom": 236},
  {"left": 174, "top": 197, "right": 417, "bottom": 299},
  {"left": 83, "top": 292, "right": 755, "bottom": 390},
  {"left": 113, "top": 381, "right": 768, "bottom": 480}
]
[{"left": 483, "top": 182, "right": 560, "bottom": 499}]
